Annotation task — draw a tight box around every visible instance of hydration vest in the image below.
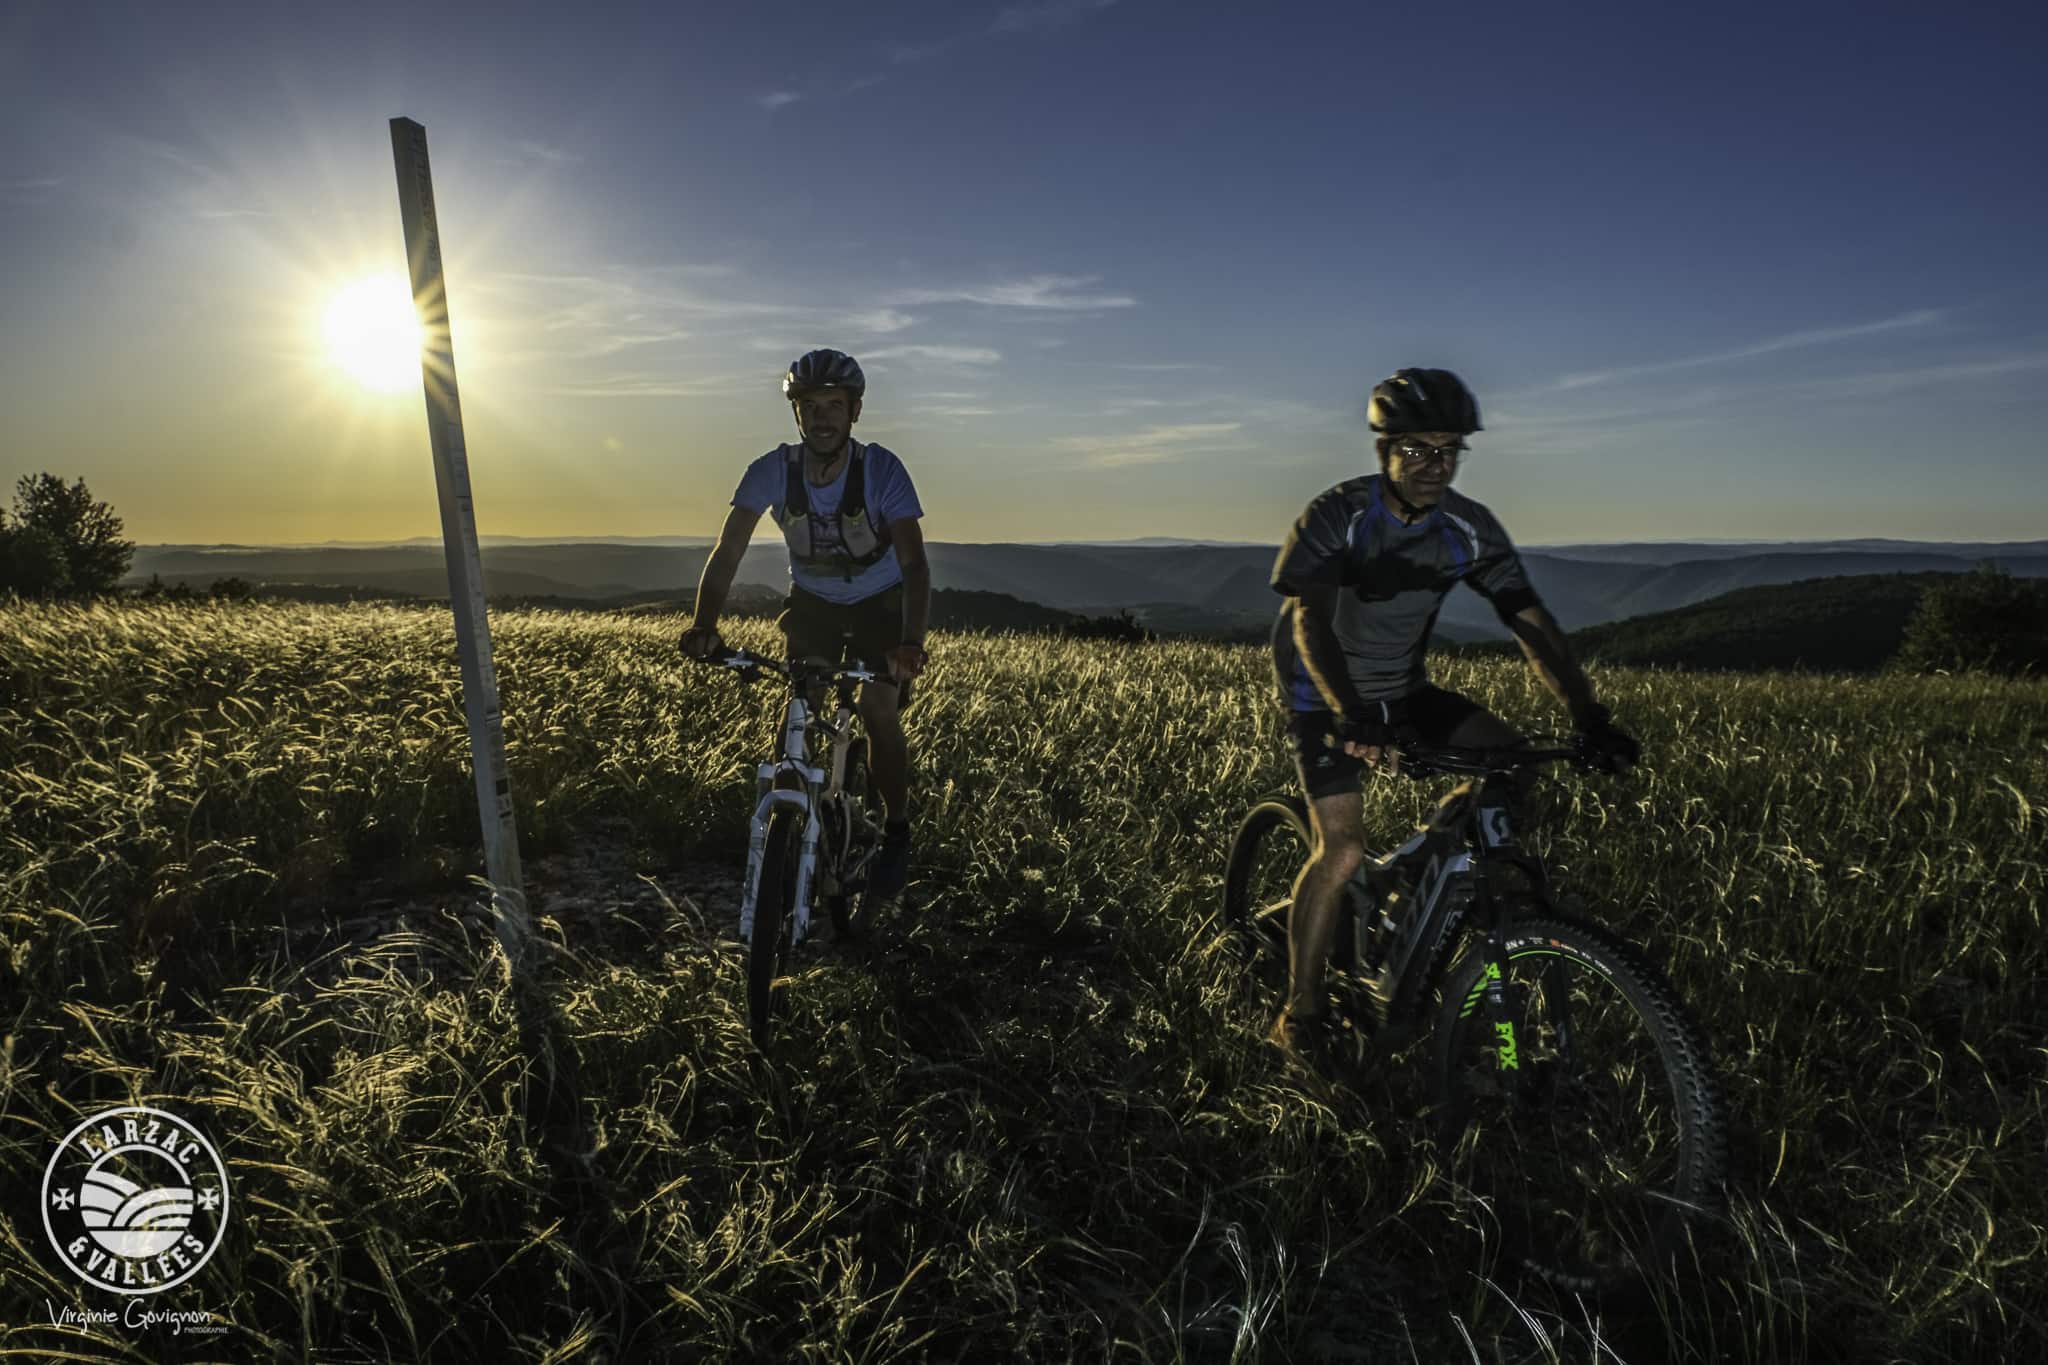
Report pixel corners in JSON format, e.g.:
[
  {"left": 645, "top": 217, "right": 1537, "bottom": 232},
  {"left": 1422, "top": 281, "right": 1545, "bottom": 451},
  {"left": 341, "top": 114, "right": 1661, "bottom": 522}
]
[{"left": 782, "top": 441, "right": 891, "bottom": 581}]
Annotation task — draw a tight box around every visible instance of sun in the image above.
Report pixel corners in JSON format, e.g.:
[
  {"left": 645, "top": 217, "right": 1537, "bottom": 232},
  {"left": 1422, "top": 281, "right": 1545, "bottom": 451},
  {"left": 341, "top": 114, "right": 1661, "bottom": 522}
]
[{"left": 323, "top": 275, "right": 424, "bottom": 393}]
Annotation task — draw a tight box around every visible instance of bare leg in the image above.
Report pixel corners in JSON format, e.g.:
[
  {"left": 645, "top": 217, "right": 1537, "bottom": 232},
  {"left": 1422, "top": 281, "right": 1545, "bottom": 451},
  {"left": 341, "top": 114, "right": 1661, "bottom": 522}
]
[
  {"left": 1285, "top": 789, "right": 1366, "bottom": 1020},
  {"left": 858, "top": 682, "right": 909, "bottom": 822}
]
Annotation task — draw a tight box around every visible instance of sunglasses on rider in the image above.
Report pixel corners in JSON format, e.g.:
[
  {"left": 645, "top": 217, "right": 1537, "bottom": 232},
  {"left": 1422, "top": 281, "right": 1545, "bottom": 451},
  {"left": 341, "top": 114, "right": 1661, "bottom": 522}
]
[{"left": 1391, "top": 439, "right": 1467, "bottom": 467}]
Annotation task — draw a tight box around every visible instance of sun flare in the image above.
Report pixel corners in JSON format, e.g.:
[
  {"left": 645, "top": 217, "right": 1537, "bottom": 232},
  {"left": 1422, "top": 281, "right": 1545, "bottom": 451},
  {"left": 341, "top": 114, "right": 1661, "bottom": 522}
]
[{"left": 323, "top": 275, "right": 424, "bottom": 393}]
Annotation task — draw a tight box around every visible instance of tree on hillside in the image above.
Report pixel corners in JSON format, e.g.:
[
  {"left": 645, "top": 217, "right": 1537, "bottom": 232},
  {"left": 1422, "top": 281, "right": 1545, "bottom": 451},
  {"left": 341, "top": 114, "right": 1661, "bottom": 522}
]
[
  {"left": 1893, "top": 563, "right": 2048, "bottom": 676},
  {"left": 0, "top": 505, "right": 73, "bottom": 596},
  {"left": 1064, "top": 608, "right": 1154, "bottom": 644},
  {"left": 0, "top": 474, "right": 135, "bottom": 597},
  {"left": 134, "top": 573, "right": 200, "bottom": 602}
]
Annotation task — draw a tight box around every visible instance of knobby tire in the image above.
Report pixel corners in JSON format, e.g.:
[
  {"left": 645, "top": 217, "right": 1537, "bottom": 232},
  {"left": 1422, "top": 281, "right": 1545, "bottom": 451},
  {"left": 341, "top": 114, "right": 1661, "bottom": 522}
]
[
  {"left": 747, "top": 807, "right": 803, "bottom": 1046},
  {"left": 1431, "top": 914, "right": 1727, "bottom": 1293},
  {"left": 1221, "top": 795, "right": 1310, "bottom": 997}
]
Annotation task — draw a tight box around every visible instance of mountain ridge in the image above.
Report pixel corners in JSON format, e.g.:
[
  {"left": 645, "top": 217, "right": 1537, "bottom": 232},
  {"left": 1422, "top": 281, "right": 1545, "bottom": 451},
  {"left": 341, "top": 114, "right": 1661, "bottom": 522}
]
[{"left": 128, "top": 539, "right": 2045, "bottom": 640}]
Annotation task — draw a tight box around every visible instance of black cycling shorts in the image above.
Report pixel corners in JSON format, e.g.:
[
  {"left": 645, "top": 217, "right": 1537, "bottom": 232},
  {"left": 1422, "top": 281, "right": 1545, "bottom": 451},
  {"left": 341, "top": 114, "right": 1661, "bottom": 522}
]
[
  {"left": 1287, "top": 686, "right": 1506, "bottom": 801},
  {"left": 777, "top": 584, "right": 913, "bottom": 707}
]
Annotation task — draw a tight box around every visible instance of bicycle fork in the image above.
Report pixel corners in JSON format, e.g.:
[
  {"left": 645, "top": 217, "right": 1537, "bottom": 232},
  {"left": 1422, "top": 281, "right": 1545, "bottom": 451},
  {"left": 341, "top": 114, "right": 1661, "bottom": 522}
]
[
  {"left": 1474, "top": 940, "right": 1528, "bottom": 1079},
  {"left": 739, "top": 774, "right": 822, "bottom": 944},
  {"left": 1468, "top": 932, "right": 1581, "bottom": 1102}
]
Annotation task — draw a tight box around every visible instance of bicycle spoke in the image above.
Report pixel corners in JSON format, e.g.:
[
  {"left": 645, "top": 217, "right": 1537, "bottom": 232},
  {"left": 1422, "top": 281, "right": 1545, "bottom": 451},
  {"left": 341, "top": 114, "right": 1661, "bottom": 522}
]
[
  {"left": 1542, "top": 958, "right": 1578, "bottom": 1068},
  {"left": 1436, "top": 925, "right": 1716, "bottom": 1290}
]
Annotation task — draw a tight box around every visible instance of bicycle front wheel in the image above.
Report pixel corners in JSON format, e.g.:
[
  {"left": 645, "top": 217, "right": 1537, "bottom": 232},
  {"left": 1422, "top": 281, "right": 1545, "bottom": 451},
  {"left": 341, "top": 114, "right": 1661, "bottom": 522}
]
[
  {"left": 1432, "top": 916, "right": 1725, "bottom": 1293},
  {"left": 829, "top": 736, "right": 877, "bottom": 937},
  {"left": 747, "top": 807, "right": 803, "bottom": 1046},
  {"left": 1220, "top": 795, "right": 1310, "bottom": 1000}
]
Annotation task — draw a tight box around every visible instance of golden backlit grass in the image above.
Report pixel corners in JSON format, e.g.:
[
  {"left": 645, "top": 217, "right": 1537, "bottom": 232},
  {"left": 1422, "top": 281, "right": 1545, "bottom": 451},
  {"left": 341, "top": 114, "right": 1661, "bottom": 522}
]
[{"left": 1, "top": 599, "right": 2042, "bottom": 1362}]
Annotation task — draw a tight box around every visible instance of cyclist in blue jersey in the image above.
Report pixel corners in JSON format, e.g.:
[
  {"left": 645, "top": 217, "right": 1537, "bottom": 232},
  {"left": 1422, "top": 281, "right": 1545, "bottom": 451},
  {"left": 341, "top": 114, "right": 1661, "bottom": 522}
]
[
  {"left": 1267, "top": 367, "right": 1639, "bottom": 1060},
  {"left": 681, "top": 349, "right": 931, "bottom": 903}
]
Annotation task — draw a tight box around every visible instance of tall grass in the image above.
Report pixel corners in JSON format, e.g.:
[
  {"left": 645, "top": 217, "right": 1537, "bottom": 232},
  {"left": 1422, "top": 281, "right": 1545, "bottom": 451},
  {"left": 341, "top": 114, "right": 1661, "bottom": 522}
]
[{"left": 1, "top": 600, "right": 2041, "bottom": 1362}]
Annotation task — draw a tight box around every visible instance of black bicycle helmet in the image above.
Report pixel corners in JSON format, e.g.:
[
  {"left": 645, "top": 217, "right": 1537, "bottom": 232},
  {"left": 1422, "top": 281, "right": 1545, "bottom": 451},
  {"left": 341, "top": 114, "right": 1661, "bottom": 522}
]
[
  {"left": 783, "top": 348, "right": 866, "bottom": 398},
  {"left": 1367, "top": 368, "right": 1481, "bottom": 435}
]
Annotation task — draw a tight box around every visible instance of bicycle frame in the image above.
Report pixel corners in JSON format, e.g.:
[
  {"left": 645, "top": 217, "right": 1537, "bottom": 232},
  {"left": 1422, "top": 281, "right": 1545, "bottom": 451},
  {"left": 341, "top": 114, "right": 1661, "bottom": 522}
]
[
  {"left": 1351, "top": 826, "right": 1461, "bottom": 988},
  {"left": 1348, "top": 764, "right": 1559, "bottom": 1039},
  {"left": 736, "top": 668, "right": 866, "bottom": 948}
]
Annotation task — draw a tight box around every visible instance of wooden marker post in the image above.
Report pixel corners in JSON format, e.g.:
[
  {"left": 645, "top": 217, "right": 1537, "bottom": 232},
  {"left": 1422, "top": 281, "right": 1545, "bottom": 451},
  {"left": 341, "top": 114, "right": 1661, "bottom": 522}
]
[{"left": 389, "top": 116, "right": 529, "bottom": 968}]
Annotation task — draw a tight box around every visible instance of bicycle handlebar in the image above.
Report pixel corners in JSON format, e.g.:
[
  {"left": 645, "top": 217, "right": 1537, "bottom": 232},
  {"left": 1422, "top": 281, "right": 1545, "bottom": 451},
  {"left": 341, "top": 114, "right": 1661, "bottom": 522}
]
[
  {"left": 1391, "top": 738, "right": 1592, "bottom": 779},
  {"left": 703, "top": 648, "right": 878, "bottom": 687}
]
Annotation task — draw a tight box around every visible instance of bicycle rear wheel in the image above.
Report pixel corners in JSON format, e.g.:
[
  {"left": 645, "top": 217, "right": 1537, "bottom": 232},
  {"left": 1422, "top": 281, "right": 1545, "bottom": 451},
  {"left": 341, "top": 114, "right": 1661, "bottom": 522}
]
[
  {"left": 1221, "top": 795, "right": 1310, "bottom": 999},
  {"left": 747, "top": 807, "right": 803, "bottom": 1046},
  {"left": 1432, "top": 916, "right": 1725, "bottom": 1292}
]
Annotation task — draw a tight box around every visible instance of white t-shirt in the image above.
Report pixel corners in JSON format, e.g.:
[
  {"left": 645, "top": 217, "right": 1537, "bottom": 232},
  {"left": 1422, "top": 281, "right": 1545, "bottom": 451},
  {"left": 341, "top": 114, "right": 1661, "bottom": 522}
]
[{"left": 731, "top": 441, "right": 924, "bottom": 604}]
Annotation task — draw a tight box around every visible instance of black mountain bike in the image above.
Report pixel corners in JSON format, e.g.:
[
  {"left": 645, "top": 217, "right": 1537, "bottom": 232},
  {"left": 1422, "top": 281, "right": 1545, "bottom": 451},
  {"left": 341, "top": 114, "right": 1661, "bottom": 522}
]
[{"left": 1222, "top": 739, "right": 1726, "bottom": 1291}]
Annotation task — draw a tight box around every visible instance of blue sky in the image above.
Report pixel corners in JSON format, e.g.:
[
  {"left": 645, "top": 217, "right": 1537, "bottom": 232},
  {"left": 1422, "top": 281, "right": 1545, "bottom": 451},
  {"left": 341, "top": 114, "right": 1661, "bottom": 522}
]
[{"left": 3, "top": 0, "right": 2045, "bottom": 545}]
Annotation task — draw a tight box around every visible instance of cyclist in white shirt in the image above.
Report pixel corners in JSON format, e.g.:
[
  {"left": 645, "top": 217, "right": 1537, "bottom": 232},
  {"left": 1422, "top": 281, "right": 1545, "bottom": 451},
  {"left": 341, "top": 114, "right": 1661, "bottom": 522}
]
[{"left": 681, "top": 349, "right": 931, "bottom": 902}]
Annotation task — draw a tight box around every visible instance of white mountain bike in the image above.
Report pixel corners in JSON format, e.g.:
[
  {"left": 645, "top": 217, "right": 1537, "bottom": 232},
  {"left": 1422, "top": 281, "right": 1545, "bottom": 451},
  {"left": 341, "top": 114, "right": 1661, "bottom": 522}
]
[{"left": 705, "top": 648, "right": 886, "bottom": 1045}]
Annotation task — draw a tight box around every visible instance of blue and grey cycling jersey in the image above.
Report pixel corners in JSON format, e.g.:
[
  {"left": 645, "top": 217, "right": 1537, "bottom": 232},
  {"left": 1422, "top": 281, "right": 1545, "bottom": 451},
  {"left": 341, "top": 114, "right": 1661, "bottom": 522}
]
[{"left": 1270, "top": 475, "right": 1541, "bottom": 710}]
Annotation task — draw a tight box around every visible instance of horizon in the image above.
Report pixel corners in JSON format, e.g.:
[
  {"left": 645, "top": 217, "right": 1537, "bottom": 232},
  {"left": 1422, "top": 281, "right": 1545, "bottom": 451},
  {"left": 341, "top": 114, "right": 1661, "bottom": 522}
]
[
  {"left": 6, "top": 2, "right": 2046, "bottom": 546},
  {"left": 129, "top": 533, "right": 2048, "bottom": 552}
]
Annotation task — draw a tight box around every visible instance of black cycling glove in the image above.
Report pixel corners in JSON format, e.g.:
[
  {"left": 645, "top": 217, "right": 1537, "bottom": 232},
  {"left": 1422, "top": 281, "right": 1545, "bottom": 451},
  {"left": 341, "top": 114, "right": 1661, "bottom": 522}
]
[
  {"left": 1337, "top": 698, "right": 1410, "bottom": 751},
  {"left": 1572, "top": 702, "right": 1641, "bottom": 772}
]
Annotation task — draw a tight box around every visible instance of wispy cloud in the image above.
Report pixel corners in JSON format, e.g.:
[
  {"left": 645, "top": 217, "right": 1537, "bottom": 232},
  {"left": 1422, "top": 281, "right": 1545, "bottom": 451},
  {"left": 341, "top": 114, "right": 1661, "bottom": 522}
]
[
  {"left": 841, "top": 308, "right": 919, "bottom": 334},
  {"left": 1056, "top": 421, "right": 1243, "bottom": 468},
  {"left": 866, "top": 344, "right": 1003, "bottom": 365},
  {"left": 993, "top": 0, "right": 1118, "bottom": 33},
  {"left": 584, "top": 329, "right": 692, "bottom": 357},
  {"left": 1487, "top": 348, "right": 2048, "bottom": 451},
  {"left": 1091, "top": 397, "right": 1172, "bottom": 417},
  {"left": 886, "top": 274, "right": 1136, "bottom": 310},
  {"left": 492, "top": 269, "right": 793, "bottom": 361},
  {"left": 1523, "top": 350, "right": 2048, "bottom": 417},
  {"left": 1783, "top": 350, "right": 2048, "bottom": 401},
  {"left": 863, "top": 1, "right": 1117, "bottom": 93},
  {"left": 755, "top": 91, "right": 803, "bottom": 110},
  {"left": 1488, "top": 386, "right": 1731, "bottom": 430},
  {"left": 1540, "top": 308, "right": 1946, "bottom": 392},
  {"left": 483, "top": 260, "right": 1126, "bottom": 394},
  {"left": 549, "top": 372, "right": 755, "bottom": 398},
  {"left": 910, "top": 404, "right": 1000, "bottom": 419},
  {"left": 511, "top": 141, "right": 579, "bottom": 166}
]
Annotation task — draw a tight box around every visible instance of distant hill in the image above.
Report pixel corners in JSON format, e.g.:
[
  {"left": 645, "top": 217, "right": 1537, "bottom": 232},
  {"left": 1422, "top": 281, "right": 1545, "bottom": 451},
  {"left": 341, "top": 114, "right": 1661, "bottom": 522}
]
[
  {"left": 1111, "top": 544, "right": 2047, "bottom": 641},
  {"left": 1529, "top": 538, "right": 2048, "bottom": 564},
  {"left": 129, "top": 538, "right": 2047, "bottom": 643},
  {"left": 930, "top": 590, "right": 1079, "bottom": 633},
  {"left": 1559, "top": 572, "right": 1957, "bottom": 672}
]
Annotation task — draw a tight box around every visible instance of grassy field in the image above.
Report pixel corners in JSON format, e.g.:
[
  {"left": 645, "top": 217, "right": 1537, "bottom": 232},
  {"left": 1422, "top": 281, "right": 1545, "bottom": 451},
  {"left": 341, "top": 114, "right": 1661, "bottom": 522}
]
[{"left": 1, "top": 600, "right": 2043, "bottom": 1362}]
